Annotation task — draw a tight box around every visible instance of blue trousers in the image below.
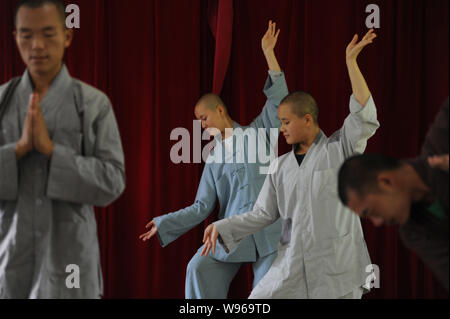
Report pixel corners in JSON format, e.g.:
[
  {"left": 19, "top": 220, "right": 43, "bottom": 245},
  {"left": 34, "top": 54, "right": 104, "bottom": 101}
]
[{"left": 185, "top": 249, "right": 277, "bottom": 299}]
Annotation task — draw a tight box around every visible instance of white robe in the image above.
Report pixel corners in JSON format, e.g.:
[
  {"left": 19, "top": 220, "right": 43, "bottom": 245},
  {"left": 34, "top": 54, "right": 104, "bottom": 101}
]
[{"left": 214, "top": 94, "right": 380, "bottom": 298}]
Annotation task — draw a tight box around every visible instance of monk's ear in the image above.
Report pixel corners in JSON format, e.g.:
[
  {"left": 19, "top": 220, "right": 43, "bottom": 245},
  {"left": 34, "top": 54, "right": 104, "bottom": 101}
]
[
  {"left": 217, "top": 105, "right": 226, "bottom": 116},
  {"left": 304, "top": 114, "right": 314, "bottom": 126},
  {"left": 376, "top": 171, "right": 395, "bottom": 192},
  {"left": 64, "top": 28, "right": 74, "bottom": 49}
]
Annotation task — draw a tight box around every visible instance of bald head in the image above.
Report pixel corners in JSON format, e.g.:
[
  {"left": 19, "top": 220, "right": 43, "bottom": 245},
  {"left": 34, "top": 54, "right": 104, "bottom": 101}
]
[
  {"left": 280, "top": 91, "right": 319, "bottom": 125},
  {"left": 194, "top": 93, "right": 234, "bottom": 138},
  {"left": 195, "top": 93, "right": 228, "bottom": 114}
]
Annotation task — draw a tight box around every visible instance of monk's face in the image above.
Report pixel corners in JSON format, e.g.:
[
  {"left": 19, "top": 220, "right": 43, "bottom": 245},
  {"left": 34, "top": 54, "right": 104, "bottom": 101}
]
[
  {"left": 278, "top": 103, "right": 314, "bottom": 145},
  {"left": 194, "top": 103, "right": 225, "bottom": 137},
  {"left": 345, "top": 179, "right": 411, "bottom": 227},
  {"left": 14, "top": 4, "right": 73, "bottom": 78}
]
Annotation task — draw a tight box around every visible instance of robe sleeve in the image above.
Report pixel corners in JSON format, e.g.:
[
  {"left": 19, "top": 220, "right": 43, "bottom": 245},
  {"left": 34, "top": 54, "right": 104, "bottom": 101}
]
[
  {"left": 0, "top": 143, "right": 18, "bottom": 200},
  {"left": 337, "top": 94, "right": 380, "bottom": 157},
  {"left": 248, "top": 71, "right": 289, "bottom": 131},
  {"left": 153, "top": 164, "right": 218, "bottom": 247},
  {"left": 214, "top": 161, "right": 280, "bottom": 253},
  {"left": 46, "top": 98, "right": 125, "bottom": 207}
]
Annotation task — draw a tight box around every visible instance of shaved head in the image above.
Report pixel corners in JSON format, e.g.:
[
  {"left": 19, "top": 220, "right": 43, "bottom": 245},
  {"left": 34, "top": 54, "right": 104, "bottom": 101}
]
[
  {"left": 194, "top": 93, "right": 234, "bottom": 138},
  {"left": 280, "top": 91, "right": 319, "bottom": 124},
  {"left": 195, "top": 93, "right": 228, "bottom": 114}
]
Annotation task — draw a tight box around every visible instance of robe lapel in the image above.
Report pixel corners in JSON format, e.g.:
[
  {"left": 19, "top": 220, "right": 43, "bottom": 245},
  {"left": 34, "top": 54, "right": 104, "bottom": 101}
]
[
  {"left": 39, "top": 65, "right": 73, "bottom": 114},
  {"left": 294, "top": 130, "right": 327, "bottom": 169},
  {"left": 284, "top": 130, "right": 327, "bottom": 188}
]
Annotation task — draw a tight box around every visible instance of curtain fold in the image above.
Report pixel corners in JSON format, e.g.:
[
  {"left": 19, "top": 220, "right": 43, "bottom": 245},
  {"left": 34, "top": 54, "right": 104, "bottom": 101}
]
[{"left": 208, "top": 0, "right": 234, "bottom": 94}]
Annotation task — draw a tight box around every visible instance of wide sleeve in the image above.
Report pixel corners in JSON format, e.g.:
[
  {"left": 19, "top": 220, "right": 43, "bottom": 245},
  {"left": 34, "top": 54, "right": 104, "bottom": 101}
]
[
  {"left": 46, "top": 98, "right": 125, "bottom": 207},
  {"left": 154, "top": 163, "right": 218, "bottom": 247},
  {"left": 0, "top": 143, "right": 18, "bottom": 200},
  {"left": 249, "top": 71, "right": 289, "bottom": 131},
  {"left": 335, "top": 94, "right": 380, "bottom": 157},
  {"left": 214, "top": 161, "right": 280, "bottom": 253}
]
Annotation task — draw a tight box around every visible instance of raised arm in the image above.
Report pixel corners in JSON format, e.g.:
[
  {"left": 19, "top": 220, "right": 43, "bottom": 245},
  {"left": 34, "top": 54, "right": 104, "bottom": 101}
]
[
  {"left": 346, "top": 29, "right": 377, "bottom": 107},
  {"left": 249, "top": 21, "right": 289, "bottom": 130},
  {"left": 332, "top": 30, "right": 379, "bottom": 157}
]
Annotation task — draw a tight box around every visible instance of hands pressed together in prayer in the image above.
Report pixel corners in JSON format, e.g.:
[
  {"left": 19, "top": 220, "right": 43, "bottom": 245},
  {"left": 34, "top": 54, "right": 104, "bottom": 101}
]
[{"left": 15, "top": 93, "right": 54, "bottom": 159}]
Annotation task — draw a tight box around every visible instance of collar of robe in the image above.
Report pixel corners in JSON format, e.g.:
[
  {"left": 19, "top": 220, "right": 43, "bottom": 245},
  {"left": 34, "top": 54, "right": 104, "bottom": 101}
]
[
  {"left": 291, "top": 130, "right": 326, "bottom": 170},
  {"left": 18, "top": 64, "right": 73, "bottom": 114}
]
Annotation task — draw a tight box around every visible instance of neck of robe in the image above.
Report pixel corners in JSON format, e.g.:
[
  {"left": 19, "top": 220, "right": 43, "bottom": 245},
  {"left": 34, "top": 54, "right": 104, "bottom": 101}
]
[
  {"left": 29, "top": 62, "right": 63, "bottom": 99},
  {"left": 296, "top": 126, "right": 321, "bottom": 155}
]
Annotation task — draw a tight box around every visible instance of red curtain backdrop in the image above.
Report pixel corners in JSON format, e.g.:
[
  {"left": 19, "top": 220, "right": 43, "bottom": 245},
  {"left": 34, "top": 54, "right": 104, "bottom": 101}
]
[{"left": 0, "top": 0, "right": 448, "bottom": 299}]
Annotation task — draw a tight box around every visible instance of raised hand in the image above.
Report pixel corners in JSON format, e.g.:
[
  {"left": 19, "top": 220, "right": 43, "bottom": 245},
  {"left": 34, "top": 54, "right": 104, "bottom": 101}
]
[
  {"left": 139, "top": 220, "right": 158, "bottom": 242},
  {"left": 31, "top": 94, "right": 54, "bottom": 157},
  {"left": 200, "top": 223, "right": 219, "bottom": 256},
  {"left": 346, "top": 29, "right": 377, "bottom": 106},
  {"left": 261, "top": 20, "right": 282, "bottom": 72},
  {"left": 261, "top": 20, "right": 280, "bottom": 54},
  {"left": 15, "top": 94, "right": 35, "bottom": 159},
  {"left": 346, "top": 29, "right": 377, "bottom": 62}
]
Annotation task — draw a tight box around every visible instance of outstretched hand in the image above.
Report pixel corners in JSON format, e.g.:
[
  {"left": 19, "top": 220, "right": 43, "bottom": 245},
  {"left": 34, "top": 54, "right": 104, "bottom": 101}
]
[
  {"left": 428, "top": 154, "right": 449, "bottom": 173},
  {"left": 261, "top": 20, "right": 280, "bottom": 54},
  {"left": 346, "top": 29, "right": 377, "bottom": 62},
  {"left": 200, "top": 224, "right": 219, "bottom": 256},
  {"left": 139, "top": 220, "right": 158, "bottom": 242}
]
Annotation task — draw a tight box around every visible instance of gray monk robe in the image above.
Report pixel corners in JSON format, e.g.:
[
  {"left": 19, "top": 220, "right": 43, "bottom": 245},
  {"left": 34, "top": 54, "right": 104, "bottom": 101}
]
[
  {"left": 0, "top": 65, "right": 125, "bottom": 298},
  {"left": 215, "top": 95, "right": 379, "bottom": 298}
]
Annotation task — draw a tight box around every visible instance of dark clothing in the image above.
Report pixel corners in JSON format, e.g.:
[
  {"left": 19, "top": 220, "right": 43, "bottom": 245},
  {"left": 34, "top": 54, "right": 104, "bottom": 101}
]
[
  {"left": 401, "top": 98, "right": 449, "bottom": 291},
  {"left": 295, "top": 154, "right": 306, "bottom": 166}
]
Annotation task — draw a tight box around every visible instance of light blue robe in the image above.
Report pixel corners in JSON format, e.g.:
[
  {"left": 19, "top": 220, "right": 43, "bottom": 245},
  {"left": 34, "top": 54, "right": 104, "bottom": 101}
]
[
  {"left": 154, "top": 72, "right": 288, "bottom": 298},
  {"left": 0, "top": 65, "right": 125, "bottom": 298}
]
